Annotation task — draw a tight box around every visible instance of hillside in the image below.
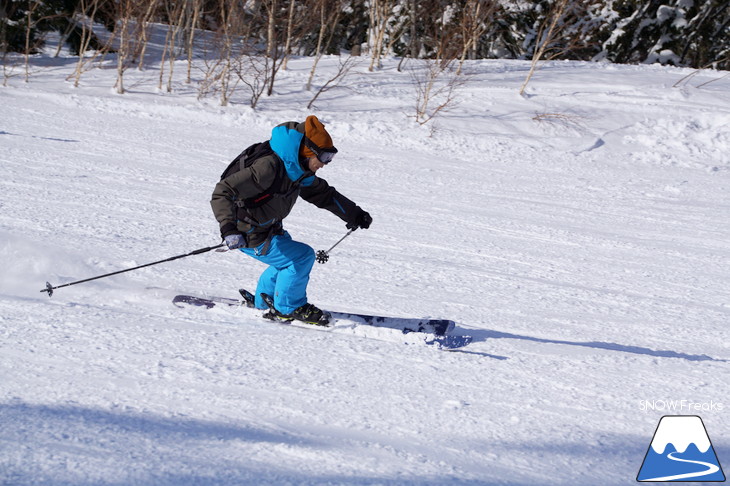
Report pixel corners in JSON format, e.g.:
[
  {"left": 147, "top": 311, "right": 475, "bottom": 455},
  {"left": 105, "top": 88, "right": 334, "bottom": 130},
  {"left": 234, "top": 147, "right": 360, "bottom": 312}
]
[{"left": 1, "top": 50, "right": 729, "bottom": 485}]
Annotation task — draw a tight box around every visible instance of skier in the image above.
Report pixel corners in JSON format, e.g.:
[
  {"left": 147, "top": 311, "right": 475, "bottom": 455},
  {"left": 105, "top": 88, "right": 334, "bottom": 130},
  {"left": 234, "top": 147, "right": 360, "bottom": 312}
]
[{"left": 211, "top": 115, "right": 372, "bottom": 325}]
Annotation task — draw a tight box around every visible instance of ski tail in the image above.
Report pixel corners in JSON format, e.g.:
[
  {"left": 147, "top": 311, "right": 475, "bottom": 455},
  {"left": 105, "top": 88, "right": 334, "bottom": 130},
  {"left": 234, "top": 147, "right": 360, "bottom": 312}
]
[{"left": 238, "top": 289, "right": 256, "bottom": 308}]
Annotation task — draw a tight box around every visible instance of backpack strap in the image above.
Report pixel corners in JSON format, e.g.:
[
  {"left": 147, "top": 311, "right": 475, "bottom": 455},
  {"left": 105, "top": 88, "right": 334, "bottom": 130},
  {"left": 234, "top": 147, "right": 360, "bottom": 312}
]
[
  {"left": 220, "top": 141, "right": 285, "bottom": 210},
  {"left": 220, "top": 141, "right": 275, "bottom": 179}
]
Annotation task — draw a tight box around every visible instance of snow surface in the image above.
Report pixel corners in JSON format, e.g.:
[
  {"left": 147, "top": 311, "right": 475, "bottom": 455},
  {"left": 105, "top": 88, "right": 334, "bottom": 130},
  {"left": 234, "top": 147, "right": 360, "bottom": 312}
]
[{"left": 1, "top": 42, "right": 729, "bottom": 485}]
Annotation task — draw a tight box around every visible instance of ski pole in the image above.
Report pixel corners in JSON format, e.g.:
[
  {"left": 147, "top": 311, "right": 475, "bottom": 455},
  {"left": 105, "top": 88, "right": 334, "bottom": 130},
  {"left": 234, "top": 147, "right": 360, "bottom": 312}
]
[
  {"left": 316, "top": 229, "right": 354, "bottom": 264},
  {"left": 41, "top": 243, "right": 225, "bottom": 297}
]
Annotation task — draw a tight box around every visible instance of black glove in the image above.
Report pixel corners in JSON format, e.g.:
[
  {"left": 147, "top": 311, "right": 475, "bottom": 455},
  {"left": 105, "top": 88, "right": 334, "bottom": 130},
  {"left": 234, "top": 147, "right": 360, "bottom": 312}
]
[{"left": 347, "top": 209, "right": 372, "bottom": 230}]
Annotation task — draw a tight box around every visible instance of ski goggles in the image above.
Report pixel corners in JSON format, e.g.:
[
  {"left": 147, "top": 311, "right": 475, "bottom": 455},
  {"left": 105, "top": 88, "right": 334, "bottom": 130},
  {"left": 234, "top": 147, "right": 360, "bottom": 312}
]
[{"left": 303, "top": 136, "right": 338, "bottom": 164}]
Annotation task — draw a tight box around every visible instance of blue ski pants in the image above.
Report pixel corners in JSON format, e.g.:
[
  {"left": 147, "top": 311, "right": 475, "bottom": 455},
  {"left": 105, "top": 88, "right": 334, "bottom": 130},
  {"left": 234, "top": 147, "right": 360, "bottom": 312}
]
[{"left": 240, "top": 231, "right": 315, "bottom": 314}]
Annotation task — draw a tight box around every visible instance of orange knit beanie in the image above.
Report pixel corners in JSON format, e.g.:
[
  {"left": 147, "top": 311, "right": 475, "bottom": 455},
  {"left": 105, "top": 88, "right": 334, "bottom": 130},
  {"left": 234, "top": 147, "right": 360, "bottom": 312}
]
[{"left": 300, "top": 115, "right": 334, "bottom": 158}]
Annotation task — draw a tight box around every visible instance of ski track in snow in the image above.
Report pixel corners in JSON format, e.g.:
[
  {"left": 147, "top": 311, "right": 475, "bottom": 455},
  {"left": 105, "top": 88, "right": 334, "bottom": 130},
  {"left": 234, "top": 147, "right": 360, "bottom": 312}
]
[{"left": 1, "top": 41, "right": 729, "bottom": 486}]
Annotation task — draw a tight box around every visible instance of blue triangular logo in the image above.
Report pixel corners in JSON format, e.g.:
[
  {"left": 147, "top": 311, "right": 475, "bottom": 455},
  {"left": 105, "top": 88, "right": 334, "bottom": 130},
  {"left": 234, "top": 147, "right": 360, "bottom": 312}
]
[{"left": 637, "top": 415, "right": 726, "bottom": 482}]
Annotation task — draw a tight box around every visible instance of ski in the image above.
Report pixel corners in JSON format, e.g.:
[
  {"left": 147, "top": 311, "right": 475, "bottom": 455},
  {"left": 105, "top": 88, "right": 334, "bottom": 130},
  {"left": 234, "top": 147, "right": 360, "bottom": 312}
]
[{"left": 172, "top": 291, "right": 472, "bottom": 350}]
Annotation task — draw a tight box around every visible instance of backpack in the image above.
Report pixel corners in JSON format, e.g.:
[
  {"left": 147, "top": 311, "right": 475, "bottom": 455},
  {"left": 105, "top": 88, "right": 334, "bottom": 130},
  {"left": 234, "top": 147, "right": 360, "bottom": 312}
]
[{"left": 220, "top": 141, "right": 285, "bottom": 209}]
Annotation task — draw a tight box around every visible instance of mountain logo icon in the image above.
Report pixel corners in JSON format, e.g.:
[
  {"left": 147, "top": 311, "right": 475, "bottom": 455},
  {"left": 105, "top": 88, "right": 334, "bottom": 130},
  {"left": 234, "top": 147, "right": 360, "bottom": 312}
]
[{"left": 637, "top": 415, "right": 726, "bottom": 482}]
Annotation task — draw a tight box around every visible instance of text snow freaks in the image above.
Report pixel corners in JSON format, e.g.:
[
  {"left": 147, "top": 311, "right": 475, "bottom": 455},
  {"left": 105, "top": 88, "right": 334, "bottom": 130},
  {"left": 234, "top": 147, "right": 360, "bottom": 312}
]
[{"left": 640, "top": 400, "right": 724, "bottom": 413}]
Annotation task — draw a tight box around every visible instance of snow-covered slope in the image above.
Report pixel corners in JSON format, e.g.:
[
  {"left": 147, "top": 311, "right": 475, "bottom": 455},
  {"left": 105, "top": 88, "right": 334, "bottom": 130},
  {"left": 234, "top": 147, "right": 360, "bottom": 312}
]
[{"left": 1, "top": 48, "right": 729, "bottom": 485}]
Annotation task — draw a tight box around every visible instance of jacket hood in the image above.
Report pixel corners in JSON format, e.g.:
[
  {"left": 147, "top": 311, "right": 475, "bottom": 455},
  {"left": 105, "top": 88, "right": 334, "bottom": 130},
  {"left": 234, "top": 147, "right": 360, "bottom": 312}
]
[{"left": 269, "top": 124, "right": 315, "bottom": 187}]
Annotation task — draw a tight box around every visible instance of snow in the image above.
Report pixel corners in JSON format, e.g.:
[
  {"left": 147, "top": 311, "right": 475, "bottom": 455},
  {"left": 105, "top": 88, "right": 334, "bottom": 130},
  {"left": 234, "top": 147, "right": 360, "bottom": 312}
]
[{"left": 1, "top": 41, "right": 729, "bottom": 485}]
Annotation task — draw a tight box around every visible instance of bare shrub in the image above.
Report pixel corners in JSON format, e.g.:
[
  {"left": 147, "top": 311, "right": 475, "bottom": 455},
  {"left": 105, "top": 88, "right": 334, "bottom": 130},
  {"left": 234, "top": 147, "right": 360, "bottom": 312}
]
[
  {"left": 673, "top": 57, "right": 730, "bottom": 88},
  {"left": 22, "top": 0, "right": 45, "bottom": 82},
  {"left": 197, "top": 47, "right": 238, "bottom": 107},
  {"left": 368, "top": 0, "right": 395, "bottom": 72},
  {"left": 519, "top": 0, "right": 597, "bottom": 95},
  {"left": 307, "top": 55, "right": 359, "bottom": 109},
  {"left": 158, "top": 0, "right": 186, "bottom": 92},
  {"left": 306, "top": 0, "right": 345, "bottom": 91},
  {"left": 232, "top": 53, "right": 271, "bottom": 109},
  {"left": 131, "top": 0, "right": 160, "bottom": 71},
  {"left": 196, "top": 0, "right": 242, "bottom": 106},
  {"left": 197, "top": 2, "right": 272, "bottom": 109},
  {"left": 410, "top": 59, "right": 468, "bottom": 125},
  {"left": 531, "top": 112, "right": 586, "bottom": 131},
  {"left": 1, "top": 13, "right": 20, "bottom": 86},
  {"left": 457, "top": 0, "right": 498, "bottom": 75},
  {"left": 68, "top": 0, "right": 113, "bottom": 88},
  {"left": 113, "top": 0, "right": 135, "bottom": 94}
]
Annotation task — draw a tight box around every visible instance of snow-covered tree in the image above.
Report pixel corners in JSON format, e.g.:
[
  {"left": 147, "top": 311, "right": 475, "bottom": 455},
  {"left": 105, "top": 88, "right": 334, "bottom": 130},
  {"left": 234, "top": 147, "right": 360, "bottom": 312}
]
[{"left": 599, "top": 0, "right": 729, "bottom": 69}]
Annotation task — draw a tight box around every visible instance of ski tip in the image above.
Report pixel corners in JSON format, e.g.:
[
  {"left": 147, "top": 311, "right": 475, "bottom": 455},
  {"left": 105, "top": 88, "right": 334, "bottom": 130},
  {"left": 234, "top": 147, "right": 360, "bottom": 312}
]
[{"left": 444, "top": 320, "right": 456, "bottom": 335}]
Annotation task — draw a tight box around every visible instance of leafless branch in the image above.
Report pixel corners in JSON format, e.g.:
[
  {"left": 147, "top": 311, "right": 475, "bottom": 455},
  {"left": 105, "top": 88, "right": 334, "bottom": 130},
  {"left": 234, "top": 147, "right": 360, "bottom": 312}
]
[
  {"left": 410, "top": 59, "right": 468, "bottom": 125},
  {"left": 307, "top": 55, "right": 359, "bottom": 109}
]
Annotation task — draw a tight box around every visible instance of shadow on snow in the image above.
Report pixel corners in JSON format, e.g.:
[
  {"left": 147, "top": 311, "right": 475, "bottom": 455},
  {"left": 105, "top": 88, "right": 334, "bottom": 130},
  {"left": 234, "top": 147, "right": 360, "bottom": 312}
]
[{"left": 460, "top": 328, "right": 724, "bottom": 362}]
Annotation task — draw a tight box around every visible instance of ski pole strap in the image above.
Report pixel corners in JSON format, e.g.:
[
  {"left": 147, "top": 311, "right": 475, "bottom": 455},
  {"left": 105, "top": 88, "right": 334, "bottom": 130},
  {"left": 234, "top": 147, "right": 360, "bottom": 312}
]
[{"left": 41, "top": 243, "right": 225, "bottom": 297}]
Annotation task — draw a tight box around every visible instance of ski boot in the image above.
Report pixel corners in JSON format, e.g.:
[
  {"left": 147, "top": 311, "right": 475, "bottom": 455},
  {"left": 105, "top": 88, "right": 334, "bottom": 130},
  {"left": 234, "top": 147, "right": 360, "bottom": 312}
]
[
  {"left": 260, "top": 293, "right": 331, "bottom": 326},
  {"left": 289, "top": 303, "right": 331, "bottom": 326}
]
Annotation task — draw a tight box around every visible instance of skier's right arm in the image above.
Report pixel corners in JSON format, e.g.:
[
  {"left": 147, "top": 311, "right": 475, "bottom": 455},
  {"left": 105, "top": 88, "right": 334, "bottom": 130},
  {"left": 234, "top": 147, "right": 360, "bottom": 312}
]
[{"left": 210, "top": 158, "right": 278, "bottom": 238}]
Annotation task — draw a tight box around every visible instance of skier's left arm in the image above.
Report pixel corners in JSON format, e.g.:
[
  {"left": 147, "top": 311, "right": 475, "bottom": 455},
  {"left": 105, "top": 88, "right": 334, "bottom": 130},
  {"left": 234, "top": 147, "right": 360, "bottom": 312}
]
[{"left": 300, "top": 177, "right": 372, "bottom": 230}]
